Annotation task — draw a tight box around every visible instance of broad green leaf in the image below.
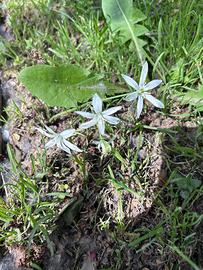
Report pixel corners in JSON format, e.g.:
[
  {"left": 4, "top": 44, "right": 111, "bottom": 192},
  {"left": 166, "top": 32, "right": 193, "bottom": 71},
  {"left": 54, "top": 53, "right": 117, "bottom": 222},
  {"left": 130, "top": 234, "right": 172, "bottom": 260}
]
[
  {"left": 19, "top": 65, "right": 126, "bottom": 108},
  {"left": 102, "top": 0, "right": 148, "bottom": 63}
]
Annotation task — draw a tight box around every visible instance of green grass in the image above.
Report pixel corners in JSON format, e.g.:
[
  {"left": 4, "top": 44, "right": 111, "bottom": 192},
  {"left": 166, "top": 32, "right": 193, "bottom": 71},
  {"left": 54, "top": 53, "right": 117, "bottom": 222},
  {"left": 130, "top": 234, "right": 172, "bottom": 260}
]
[
  {"left": 0, "top": 145, "right": 56, "bottom": 253},
  {"left": 0, "top": 0, "right": 202, "bottom": 269}
]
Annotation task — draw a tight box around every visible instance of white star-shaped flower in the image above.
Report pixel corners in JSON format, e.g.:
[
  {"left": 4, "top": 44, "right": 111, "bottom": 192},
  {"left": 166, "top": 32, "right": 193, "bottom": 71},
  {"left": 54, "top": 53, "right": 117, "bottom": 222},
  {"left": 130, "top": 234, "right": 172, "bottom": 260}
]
[
  {"left": 75, "top": 94, "right": 122, "bottom": 135},
  {"left": 122, "top": 61, "right": 164, "bottom": 118},
  {"left": 36, "top": 125, "right": 82, "bottom": 154}
]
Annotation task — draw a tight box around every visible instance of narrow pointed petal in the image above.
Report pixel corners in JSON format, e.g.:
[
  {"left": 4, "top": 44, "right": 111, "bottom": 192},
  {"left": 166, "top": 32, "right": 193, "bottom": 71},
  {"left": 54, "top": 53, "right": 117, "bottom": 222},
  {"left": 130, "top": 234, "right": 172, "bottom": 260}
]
[
  {"left": 139, "top": 62, "right": 148, "bottom": 87},
  {"left": 60, "top": 129, "right": 75, "bottom": 138},
  {"left": 144, "top": 80, "right": 162, "bottom": 91},
  {"left": 45, "top": 125, "right": 57, "bottom": 136},
  {"left": 136, "top": 95, "right": 143, "bottom": 118},
  {"left": 57, "top": 140, "right": 71, "bottom": 154},
  {"left": 79, "top": 119, "right": 97, "bottom": 129},
  {"left": 75, "top": 111, "right": 94, "bottom": 119},
  {"left": 102, "top": 106, "right": 122, "bottom": 116},
  {"left": 125, "top": 92, "right": 138, "bottom": 102},
  {"left": 98, "top": 119, "right": 105, "bottom": 135},
  {"left": 45, "top": 138, "right": 57, "bottom": 148},
  {"left": 92, "top": 94, "right": 103, "bottom": 113},
  {"left": 122, "top": 74, "right": 139, "bottom": 90},
  {"left": 57, "top": 139, "right": 71, "bottom": 155},
  {"left": 144, "top": 94, "right": 164, "bottom": 108},
  {"left": 36, "top": 127, "right": 55, "bottom": 138},
  {"left": 63, "top": 140, "right": 82, "bottom": 153},
  {"left": 103, "top": 115, "right": 120, "bottom": 125}
]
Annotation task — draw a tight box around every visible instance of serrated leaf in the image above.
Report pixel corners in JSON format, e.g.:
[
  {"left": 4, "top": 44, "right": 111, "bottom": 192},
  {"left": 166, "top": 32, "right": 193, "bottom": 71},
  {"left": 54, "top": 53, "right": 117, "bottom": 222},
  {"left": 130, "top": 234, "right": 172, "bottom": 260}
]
[
  {"left": 102, "top": 0, "right": 148, "bottom": 63},
  {"left": 19, "top": 65, "right": 126, "bottom": 108}
]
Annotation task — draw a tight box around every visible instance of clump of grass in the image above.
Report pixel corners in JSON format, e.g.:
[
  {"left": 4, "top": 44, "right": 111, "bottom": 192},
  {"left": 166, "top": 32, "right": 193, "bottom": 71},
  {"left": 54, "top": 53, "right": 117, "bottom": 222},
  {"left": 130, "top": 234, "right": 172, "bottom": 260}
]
[{"left": 0, "top": 144, "right": 63, "bottom": 255}]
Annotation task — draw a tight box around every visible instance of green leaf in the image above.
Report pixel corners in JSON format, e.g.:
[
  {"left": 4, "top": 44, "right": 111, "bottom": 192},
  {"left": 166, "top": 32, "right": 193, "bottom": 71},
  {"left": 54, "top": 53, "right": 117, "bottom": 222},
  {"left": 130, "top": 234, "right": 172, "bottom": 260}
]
[
  {"left": 19, "top": 65, "right": 126, "bottom": 108},
  {"left": 171, "top": 174, "right": 201, "bottom": 199},
  {"left": 47, "top": 192, "right": 70, "bottom": 199},
  {"left": 169, "top": 58, "right": 185, "bottom": 83},
  {"left": 57, "top": 195, "right": 84, "bottom": 226},
  {"left": 7, "top": 144, "right": 19, "bottom": 174},
  {"left": 129, "top": 226, "right": 164, "bottom": 248},
  {"left": 180, "top": 84, "right": 203, "bottom": 111},
  {"left": 102, "top": 0, "right": 148, "bottom": 63}
]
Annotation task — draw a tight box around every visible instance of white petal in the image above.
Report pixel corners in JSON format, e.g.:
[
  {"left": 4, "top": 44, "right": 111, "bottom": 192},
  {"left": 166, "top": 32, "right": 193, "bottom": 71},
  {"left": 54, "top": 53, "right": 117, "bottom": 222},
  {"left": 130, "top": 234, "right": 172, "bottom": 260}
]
[
  {"left": 36, "top": 127, "right": 55, "bottom": 138},
  {"left": 45, "top": 138, "right": 57, "bottom": 148},
  {"left": 136, "top": 95, "right": 143, "bottom": 118},
  {"left": 60, "top": 129, "right": 75, "bottom": 138},
  {"left": 122, "top": 74, "right": 139, "bottom": 90},
  {"left": 125, "top": 92, "right": 138, "bottom": 102},
  {"left": 63, "top": 140, "right": 82, "bottom": 153},
  {"left": 57, "top": 139, "right": 71, "bottom": 154},
  {"left": 75, "top": 111, "right": 94, "bottom": 119},
  {"left": 45, "top": 125, "right": 56, "bottom": 136},
  {"left": 92, "top": 94, "right": 103, "bottom": 113},
  {"left": 98, "top": 119, "right": 105, "bottom": 135},
  {"left": 139, "top": 61, "right": 148, "bottom": 87},
  {"left": 103, "top": 115, "right": 120, "bottom": 125},
  {"left": 144, "top": 94, "right": 164, "bottom": 108},
  {"left": 102, "top": 106, "right": 122, "bottom": 116},
  {"left": 144, "top": 80, "right": 162, "bottom": 91},
  {"left": 79, "top": 119, "right": 97, "bottom": 129}
]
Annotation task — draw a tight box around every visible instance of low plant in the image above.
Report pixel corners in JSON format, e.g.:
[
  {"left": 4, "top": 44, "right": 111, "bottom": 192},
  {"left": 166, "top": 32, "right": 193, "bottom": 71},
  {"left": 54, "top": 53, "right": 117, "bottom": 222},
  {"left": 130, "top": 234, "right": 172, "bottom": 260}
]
[
  {"left": 0, "top": 145, "right": 64, "bottom": 254},
  {"left": 27, "top": 61, "right": 164, "bottom": 155}
]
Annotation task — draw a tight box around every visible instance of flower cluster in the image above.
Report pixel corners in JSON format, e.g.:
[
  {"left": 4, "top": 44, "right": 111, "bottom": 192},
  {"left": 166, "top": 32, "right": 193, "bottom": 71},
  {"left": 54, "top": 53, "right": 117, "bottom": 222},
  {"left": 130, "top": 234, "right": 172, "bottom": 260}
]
[{"left": 37, "top": 62, "right": 164, "bottom": 154}]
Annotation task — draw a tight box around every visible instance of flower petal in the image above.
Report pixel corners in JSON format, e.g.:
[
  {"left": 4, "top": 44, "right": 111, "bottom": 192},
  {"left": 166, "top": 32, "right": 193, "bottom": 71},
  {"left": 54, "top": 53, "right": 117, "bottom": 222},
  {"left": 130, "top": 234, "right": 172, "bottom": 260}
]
[
  {"left": 125, "top": 92, "right": 138, "bottom": 102},
  {"left": 139, "top": 61, "right": 148, "bottom": 87},
  {"left": 97, "top": 119, "right": 105, "bottom": 135},
  {"left": 122, "top": 74, "right": 139, "bottom": 90},
  {"left": 103, "top": 115, "right": 120, "bottom": 125},
  {"left": 144, "top": 80, "right": 162, "bottom": 91},
  {"left": 92, "top": 94, "right": 103, "bottom": 113},
  {"left": 57, "top": 139, "right": 71, "bottom": 154},
  {"left": 45, "top": 138, "right": 57, "bottom": 148},
  {"left": 60, "top": 129, "right": 75, "bottom": 138},
  {"left": 144, "top": 94, "right": 164, "bottom": 108},
  {"left": 136, "top": 95, "right": 143, "bottom": 118},
  {"left": 75, "top": 111, "right": 94, "bottom": 119},
  {"left": 102, "top": 106, "right": 122, "bottom": 116},
  {"left": 36, "top": 127, "right": 55, "bottom": 138},
  {"left": 79, "top": 119, "right": 97, "bottom": 129},
  {"left": 63, "top": 140, "right": 82, "bottom": 153},
  {"left": 45, "top": 125, "right": 56, "bottom": 135}
]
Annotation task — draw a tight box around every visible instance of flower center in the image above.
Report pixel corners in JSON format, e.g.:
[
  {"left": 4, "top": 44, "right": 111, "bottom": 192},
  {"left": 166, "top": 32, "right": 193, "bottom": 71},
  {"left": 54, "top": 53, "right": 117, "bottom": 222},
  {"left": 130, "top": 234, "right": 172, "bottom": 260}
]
[
  {"left": 139, "top": 87, "right": 145, "bottom": 94},
  {"left": 95, "top": 113, "right": 103, "bottom": 121}
]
